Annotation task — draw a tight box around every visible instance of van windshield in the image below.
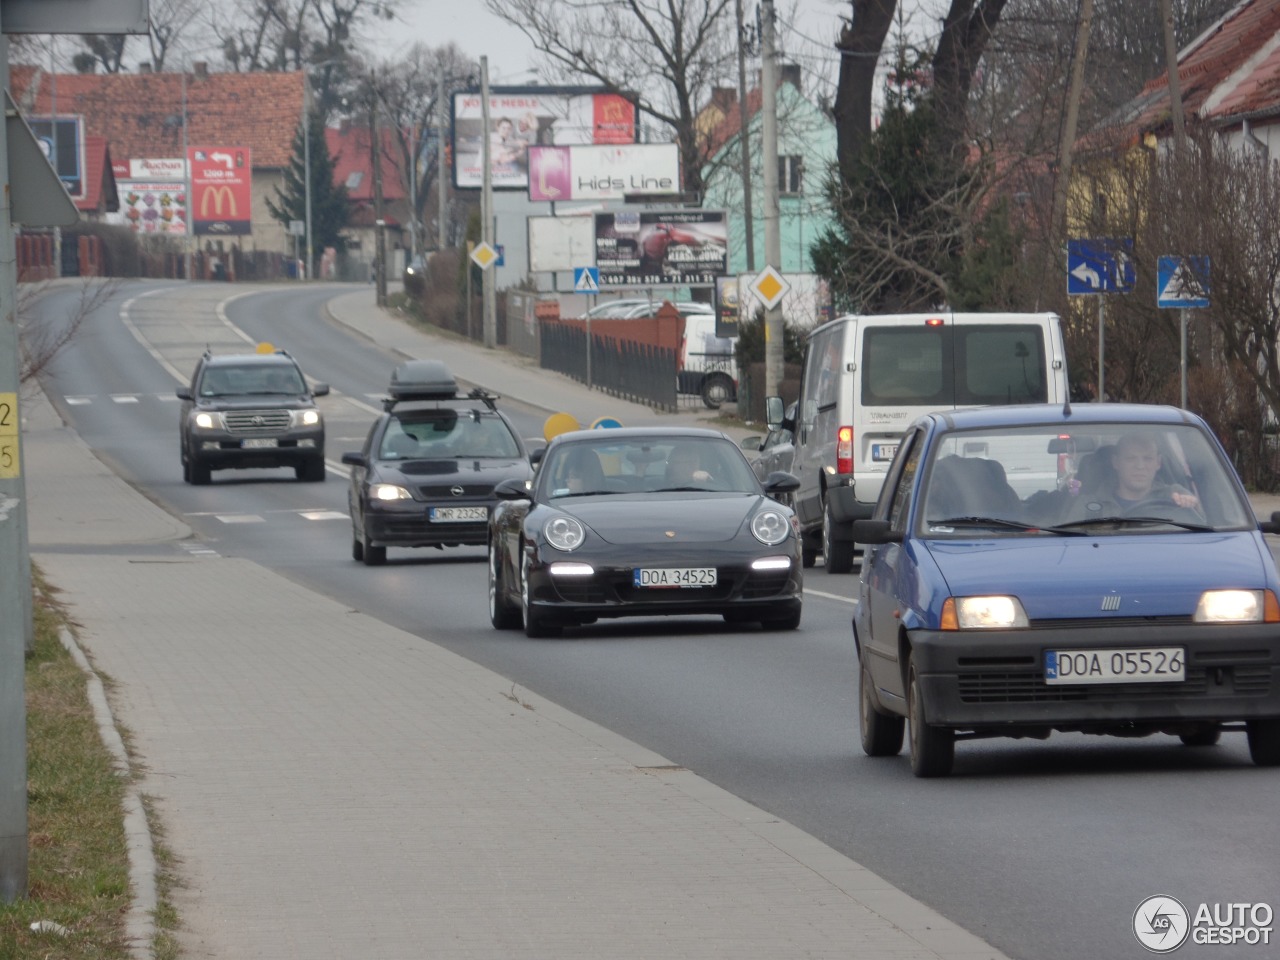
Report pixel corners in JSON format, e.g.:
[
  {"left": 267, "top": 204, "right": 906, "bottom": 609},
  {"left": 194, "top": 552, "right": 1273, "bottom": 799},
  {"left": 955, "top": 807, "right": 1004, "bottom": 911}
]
[{"left": 862, "top": 325, "right": 1047, "bottom": 406}]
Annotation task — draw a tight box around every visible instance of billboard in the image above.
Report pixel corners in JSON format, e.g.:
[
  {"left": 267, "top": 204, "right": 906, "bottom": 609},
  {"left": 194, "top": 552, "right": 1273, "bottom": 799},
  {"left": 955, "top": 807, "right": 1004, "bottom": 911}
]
[
  {"left": 28, "top": 116, "right": 84, "bottom": 198},
  {"left": 528, "top": 143, "right": 679, "bottom": 202},
  {"left": 594, "top": 210, "right": 727, "bottom": 288},
  {"left": 452, "top": 88, "right": 636, "bottom": 190},
  {"left": 116, "top": 183, "right": 187, "bottom": 235},
  {"left": 527, "top": 215, "right": 596, "bottom": 274},
  {"left": 188, "top": 145, "right": 251, "bottom": 235}
]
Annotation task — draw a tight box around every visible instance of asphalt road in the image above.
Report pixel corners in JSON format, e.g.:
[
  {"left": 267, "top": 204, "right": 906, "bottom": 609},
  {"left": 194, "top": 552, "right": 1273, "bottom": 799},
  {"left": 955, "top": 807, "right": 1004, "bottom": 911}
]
[{"left": 32, "top": 280, "right": 1280, "bottom": 960}]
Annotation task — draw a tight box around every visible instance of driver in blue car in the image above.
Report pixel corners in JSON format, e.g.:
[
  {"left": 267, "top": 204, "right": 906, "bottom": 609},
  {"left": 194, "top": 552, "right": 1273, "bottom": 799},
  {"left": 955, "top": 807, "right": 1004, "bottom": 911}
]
[{"left": 1078, "top": 433, "right": 1202, "bottom": 517}]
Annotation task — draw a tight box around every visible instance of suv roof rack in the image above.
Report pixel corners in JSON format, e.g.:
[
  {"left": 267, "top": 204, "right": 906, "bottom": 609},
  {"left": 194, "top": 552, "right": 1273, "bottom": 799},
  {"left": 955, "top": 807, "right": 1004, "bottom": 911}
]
[{"left": 383, "top": 360, "right": 500, "bottom": 412}]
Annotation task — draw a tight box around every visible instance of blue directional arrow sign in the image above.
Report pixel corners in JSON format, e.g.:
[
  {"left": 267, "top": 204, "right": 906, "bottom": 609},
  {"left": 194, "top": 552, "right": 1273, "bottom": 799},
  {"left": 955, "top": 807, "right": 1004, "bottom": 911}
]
[
  {"left": 1157, "top": 255, "right": 1210, "bottom": 309},
  {"left": 1067, "top": 238, "right": 1136, "bottom": 295}
]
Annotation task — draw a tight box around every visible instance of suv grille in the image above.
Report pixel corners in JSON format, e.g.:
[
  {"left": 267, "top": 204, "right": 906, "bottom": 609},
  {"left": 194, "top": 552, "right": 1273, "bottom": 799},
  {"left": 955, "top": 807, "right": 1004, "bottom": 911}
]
[{"left": 225, "top": 410, "right": 292, "bottom": 435}]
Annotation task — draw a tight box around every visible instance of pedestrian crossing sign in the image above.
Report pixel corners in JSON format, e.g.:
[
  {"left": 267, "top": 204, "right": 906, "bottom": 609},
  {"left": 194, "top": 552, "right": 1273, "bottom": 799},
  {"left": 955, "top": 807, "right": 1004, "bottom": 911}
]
[
  {"left": 1157, "top": 255, "right": 1210, "bottom": 309},
  {"left": 574, "top": 266, "right": 600, "bottom": 294}
]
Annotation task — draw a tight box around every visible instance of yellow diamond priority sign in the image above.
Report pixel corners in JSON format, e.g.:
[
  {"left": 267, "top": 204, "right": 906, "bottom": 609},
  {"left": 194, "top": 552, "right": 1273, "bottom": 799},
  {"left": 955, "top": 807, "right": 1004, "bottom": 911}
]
[
  {"left": 752, "top": 265, "right": 790, "bottom": 310},
  {"left": 470, "top": 241, "right": 499, "bottom": 270}
]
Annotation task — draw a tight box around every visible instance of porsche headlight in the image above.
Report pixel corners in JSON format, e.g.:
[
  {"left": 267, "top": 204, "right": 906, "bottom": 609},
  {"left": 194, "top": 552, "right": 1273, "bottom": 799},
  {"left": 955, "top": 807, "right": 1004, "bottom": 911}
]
[
  {"left": 544, "top": 515, "right": 586, "bottom": 552},
  {"left": 371, "top": 483, "right": 412, "bottom": 501},
  {"left": 298, "top": 409, "right": 321, "bottom": 426},
  {"left": 942, "top": 596, "right": 1029, "bottom": 630},
  {"left": 193, "top": 411, "right": 219, "bottom": 429},
  {"left": 751, "top": 509, "right": 790, "bottom": 546},
  {"left": 1194, "top": 589, "right": 1278, "bottom": 623}
]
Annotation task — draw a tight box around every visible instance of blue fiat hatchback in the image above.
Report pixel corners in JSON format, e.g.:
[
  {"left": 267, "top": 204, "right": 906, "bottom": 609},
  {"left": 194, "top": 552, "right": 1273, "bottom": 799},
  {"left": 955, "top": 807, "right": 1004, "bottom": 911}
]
[{"left": 851, "top": 403, "right": 1280, "bottom": 777}]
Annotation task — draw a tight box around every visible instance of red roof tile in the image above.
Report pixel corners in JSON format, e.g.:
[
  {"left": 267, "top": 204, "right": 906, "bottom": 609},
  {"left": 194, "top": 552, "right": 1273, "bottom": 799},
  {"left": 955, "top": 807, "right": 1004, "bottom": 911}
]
[
  {"left": 76, "top": 136, "right": 118, "bottom": 213},
  {"left": 10, "top": 65, "right": 305, "bottom": 169},
  {"left": 325, "top": 124, "right": 407, "bottom": 202}
]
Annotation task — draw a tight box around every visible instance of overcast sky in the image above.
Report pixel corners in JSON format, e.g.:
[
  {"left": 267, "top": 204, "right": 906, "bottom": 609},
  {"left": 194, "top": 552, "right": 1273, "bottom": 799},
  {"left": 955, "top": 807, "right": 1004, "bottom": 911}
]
[{"left": 366, "top": 1, "right": 947, "bottom": 96}]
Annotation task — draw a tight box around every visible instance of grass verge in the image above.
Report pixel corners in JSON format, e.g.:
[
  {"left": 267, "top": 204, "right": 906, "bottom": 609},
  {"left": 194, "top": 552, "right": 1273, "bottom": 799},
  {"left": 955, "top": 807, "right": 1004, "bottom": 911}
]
[{"left": 0, "top": 567, "right": 177, "bottom": 960}]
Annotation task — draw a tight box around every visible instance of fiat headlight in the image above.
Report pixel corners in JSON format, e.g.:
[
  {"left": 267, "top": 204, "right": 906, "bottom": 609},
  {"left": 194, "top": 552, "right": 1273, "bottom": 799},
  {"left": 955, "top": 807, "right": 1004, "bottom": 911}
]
[
  {"left": 943, "top": 596, "right": 1029, "bottom": 630},
  {"left": 371, "top": 483, "right": 412, "bottom": 501},
  {"left": 544, "top": 515, "right": 585, "bottom": 552},
  {"left": 751, "top": 509, "right": 790, "bottom": 546},
  {"left": 193, "top": 411, "right": 219, "bottom": 429},
  {"left": 1194, "top": 589, "right": 1275, "bottom": 623}
]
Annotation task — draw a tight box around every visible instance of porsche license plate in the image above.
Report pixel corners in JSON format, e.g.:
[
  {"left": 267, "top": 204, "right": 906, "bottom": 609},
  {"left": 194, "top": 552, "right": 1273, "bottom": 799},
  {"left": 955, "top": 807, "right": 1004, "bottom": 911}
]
[
  {"left": 633, "top": 567, "right": 717, "bottom": 588},
  {"left": 1044, "top": 647, "right": 1185, "bottom": 685},
  {"left": 242, "top": 438, "right": 278, "bottom": 448},
  {"left": 429, "top": 506, "right": 487, "bottom": 522}
]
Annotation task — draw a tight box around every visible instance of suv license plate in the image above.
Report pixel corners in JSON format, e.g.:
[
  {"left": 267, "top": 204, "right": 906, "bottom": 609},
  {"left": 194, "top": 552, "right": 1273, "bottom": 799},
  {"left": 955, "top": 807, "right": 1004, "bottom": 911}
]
[
  {"left": 242, "top": 438, "right": 278, "bottom": 448},
  {"left": 871, "top": 443, "right": 898, "bottom": 462},
  {"left": 1044, "top": 647, "right": 1185, "bottom": 685},
  {"left": 633, "top": 567, "right": 717, "bottom": 588},
  {"left": 429, "top": 506, "right": 488, "bottom": 522}
]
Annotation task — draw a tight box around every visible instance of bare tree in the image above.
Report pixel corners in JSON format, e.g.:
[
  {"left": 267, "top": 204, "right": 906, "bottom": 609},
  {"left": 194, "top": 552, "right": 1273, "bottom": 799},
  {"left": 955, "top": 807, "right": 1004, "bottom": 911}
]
[
  {"left": 206, "top": 0, "right": 397, "bottom": 73},
  {"left": 480, "top": 0, "right": 738, "bottom": 199},
  {"left": 17, "top": 280, "right": 120, "bottom": 386}
]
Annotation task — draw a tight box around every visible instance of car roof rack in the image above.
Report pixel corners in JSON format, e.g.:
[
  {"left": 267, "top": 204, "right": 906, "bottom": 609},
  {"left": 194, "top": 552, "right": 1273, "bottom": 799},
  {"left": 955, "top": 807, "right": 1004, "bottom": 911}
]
[{"left": 383, "top": 360, "right": 500, "bottom": 412}]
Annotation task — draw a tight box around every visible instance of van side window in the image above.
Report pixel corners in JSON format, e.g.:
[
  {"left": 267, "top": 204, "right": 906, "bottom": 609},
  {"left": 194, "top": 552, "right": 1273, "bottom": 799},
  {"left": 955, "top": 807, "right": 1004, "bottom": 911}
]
[
  {"left": 956, "top": 326, "right": 1047, "bottom": 403},
  {"left": 808, "top": 329, "right": 843, "bottom": 409}
]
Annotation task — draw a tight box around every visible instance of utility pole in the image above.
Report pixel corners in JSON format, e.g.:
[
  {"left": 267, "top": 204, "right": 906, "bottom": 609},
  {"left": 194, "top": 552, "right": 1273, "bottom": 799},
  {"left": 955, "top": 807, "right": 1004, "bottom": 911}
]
[
  {"left": 735, "top": 0, "right": 755, "bottom": 272},
  {"left": 370, "top": 73, "right": 387, "bottom": 307},
  {"left": 480, "top": 56, "right": 496, "bottom": 348},
  {"left": 1160, "top": 0, "right": 1187, "bottom": 158},
  {"left": 438, "top": 68, "right": 447, "bottom": 249},
  {"left": 304, "top": 81, "right": 313, "bottom": 280},
  {"left": 1049, "top": 0, "right": 1094, "bottom": 247},
  {"left": 760, "top": 0, "right": 783, "bottom": 398},
  {"left": 0, "top": 27, "right": 31, "bottom": 904}
]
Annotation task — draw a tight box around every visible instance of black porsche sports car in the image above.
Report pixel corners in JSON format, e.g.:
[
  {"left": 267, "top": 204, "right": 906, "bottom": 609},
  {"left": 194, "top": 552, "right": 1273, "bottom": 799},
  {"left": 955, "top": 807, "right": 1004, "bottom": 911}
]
[
  {"left": 487, "top": 427, "right": 803, "bottom": 637},
  {"left": 341, "top": 361, "right": 533, "bottom": 565}
]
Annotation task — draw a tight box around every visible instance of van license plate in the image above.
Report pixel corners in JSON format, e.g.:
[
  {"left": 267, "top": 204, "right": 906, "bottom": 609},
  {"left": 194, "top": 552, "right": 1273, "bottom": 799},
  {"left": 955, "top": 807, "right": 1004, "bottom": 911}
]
[
  {"left": 871, "top": 443, "right": 898, "bottom": 462},
  {"left": 429, "top": 506, "right": 488, "bottom": 522},
  {"left": 634, "top": 567, "right": 717, "bottom": 588},
  {"left": 1044, "top": 647, "right": 1185, "bottom": 684}
]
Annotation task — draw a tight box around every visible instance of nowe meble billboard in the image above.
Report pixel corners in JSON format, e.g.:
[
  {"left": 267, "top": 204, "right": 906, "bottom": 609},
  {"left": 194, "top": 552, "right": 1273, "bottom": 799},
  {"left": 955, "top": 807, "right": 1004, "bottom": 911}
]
[{"left": 527, "top": 143, "right": 679, "bottom": 202}]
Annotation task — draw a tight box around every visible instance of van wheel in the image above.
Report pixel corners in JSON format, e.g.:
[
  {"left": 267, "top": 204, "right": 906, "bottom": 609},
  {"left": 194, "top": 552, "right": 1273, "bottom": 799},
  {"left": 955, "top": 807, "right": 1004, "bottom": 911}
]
[
  {"left": 700, "top": 372, "right": 735, "bottom": 409},
  {"left": 822, "top": 500, "right": 854, "bottom": 574}
]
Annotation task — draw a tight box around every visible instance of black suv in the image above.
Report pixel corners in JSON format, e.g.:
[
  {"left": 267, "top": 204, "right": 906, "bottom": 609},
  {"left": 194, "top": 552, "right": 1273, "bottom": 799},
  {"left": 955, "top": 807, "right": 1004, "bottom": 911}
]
[
  {"left": 340, "top": 360, "right": 533, "bottom": 565},
  {"left": 177, "top": 348, "right": 330, "bottom": 484}
]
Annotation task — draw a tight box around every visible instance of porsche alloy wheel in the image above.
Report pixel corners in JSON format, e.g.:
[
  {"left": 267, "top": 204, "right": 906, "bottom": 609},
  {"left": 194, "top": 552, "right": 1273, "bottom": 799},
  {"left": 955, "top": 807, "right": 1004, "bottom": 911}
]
[
  {"left": 520, "top": 550, "right": 560, "bottom": 638},
  {"left": 489, "top": 539, "right": 522, "bottom": 629}
]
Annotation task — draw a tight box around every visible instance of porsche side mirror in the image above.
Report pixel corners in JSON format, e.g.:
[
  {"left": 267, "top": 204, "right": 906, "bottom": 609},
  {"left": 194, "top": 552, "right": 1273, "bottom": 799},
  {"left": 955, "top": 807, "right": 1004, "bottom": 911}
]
[{"left": 494, "top": 477, "right": 531, "bottom": 501}]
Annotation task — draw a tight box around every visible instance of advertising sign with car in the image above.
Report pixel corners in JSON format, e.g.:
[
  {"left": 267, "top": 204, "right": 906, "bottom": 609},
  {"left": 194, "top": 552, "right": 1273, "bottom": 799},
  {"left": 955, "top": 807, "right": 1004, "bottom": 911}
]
[
  {"left": 594, "top": 210, "right": 727, "bottom": 287},
  {"left": 452, "top": 88, "right": 637, "bottom": 190},
  {"left": 187, "top": 145, "right": 251, "bottom": 236}
]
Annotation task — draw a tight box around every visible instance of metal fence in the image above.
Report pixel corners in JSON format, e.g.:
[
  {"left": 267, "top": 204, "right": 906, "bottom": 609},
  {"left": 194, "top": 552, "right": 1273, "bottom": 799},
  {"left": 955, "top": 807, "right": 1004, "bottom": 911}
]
[{"left": 540, "top": 320, "right": 679, "bottom": 411}]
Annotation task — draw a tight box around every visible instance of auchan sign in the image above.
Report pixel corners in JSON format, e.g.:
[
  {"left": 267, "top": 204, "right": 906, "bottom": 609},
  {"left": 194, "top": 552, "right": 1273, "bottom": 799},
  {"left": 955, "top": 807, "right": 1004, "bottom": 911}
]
[{"left": 188, "top": 145, "right": 251, "bottom": 235}]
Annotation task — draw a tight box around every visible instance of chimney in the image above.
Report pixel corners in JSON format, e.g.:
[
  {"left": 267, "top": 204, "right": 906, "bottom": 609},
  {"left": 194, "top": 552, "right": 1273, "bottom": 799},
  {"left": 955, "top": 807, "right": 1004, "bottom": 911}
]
[
  {"left": 780, "top": 63, "right": 802, "bottom": 91},
  {"left": 711, "top": 87, "right": 736, "bottom": 112},
  {"left": 138, "top": 62, "right": 152, "bottom": 73},
  {"left": 193, "top": 61, "right": 208, "bottom": 78}
]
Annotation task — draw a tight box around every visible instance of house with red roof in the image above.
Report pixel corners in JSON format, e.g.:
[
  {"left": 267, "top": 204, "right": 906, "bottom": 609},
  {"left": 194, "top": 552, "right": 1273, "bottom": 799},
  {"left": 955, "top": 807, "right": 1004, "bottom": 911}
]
[{"left": 325, "top": 121, "right": 410, "bottom": 272}]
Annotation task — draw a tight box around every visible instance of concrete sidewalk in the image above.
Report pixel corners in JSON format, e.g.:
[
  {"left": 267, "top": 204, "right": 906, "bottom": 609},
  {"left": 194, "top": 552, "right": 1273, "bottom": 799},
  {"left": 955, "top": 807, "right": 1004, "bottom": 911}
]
[{"left": 23, "top": 284, "right": 1008, "bottom": 960}]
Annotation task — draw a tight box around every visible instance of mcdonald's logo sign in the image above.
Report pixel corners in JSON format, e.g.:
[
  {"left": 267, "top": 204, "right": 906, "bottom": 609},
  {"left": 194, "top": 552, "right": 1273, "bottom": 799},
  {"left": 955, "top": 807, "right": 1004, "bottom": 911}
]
[{"left": 199, "top": 185, "right": 237, "bottom": 218}]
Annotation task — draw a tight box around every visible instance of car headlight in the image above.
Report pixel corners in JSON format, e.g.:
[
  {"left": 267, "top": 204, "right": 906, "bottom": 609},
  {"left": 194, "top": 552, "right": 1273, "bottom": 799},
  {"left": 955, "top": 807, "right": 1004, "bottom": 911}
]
[
  {"left": 371, "top": 483, "right": 412, "bottom": 501},
  {"left": 298, "top": 410, "right": 321, "bottom": 426},
  {"left": 751, "top": 509, "right": 791, "bottom": 545},
  {"left": 942, "top": 596, "right": 1029, "bottom": 630},
  {"left": 1194, "top": 589, "right": 1280, "bottom": 623},
  {"left": 193, "top": 412, "right": 218, "bottom": 429},
  {"left": 544, "top": 515, "right": 585, "bottom": 552}
]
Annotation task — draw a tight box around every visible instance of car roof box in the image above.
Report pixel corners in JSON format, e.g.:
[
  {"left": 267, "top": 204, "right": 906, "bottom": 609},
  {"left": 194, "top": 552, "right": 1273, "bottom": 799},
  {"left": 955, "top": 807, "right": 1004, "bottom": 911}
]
[{"left": 388, "top": 360, "right": 458, "bottom": 401}]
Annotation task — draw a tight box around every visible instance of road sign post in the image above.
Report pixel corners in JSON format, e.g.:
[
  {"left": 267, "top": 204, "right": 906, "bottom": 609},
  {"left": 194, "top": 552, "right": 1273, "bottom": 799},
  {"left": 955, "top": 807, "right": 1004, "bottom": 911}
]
[
  {"left": 1067, "top": 238, "right": 1135, "bottom": 400},
  {"left": 1157, "top": 254, "right": 1210, "bottom": 409}
]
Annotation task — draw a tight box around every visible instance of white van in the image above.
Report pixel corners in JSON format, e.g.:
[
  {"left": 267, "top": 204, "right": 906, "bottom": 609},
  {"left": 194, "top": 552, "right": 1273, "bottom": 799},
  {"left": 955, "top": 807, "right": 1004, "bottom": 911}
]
[{"left": 774, "top": 311, "right": 1068, "bottom": 572}]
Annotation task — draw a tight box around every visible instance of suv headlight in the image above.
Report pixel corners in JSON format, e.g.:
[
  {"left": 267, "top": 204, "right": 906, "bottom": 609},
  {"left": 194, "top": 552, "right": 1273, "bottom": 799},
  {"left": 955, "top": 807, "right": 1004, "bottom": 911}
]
[
  {"left": 750, "top": 509, "right": 790, "bottom": 545},
  {"left": 296, "top": 409, "right": 322, "bottom": 427},
  {"left": 544, "top": 515, "right": 585, "bottom": 552},
  {"left": 193, "top": 411, "right": 219, "bottom": 430}
]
